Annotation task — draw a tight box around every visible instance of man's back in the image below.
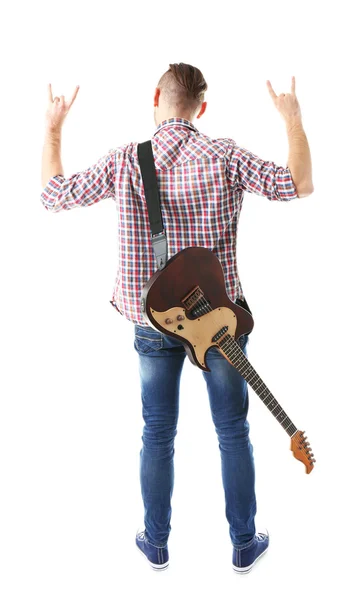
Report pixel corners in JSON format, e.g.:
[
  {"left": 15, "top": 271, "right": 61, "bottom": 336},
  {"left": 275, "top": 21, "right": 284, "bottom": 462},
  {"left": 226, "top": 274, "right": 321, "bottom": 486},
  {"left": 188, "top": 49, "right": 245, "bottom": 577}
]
[{"left": 40, "top": 116, "right": 299, "bottom": 325}]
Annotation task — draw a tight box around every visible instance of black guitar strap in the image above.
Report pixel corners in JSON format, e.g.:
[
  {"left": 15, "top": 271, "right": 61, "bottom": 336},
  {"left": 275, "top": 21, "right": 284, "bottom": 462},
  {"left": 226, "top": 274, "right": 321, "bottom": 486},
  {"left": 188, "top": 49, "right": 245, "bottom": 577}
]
[
  {"left": 137, "top": 140, "right": 167, "bottom": 270},
  {"left": 137, "top": 139, "right": 252, "bottom": 316}
]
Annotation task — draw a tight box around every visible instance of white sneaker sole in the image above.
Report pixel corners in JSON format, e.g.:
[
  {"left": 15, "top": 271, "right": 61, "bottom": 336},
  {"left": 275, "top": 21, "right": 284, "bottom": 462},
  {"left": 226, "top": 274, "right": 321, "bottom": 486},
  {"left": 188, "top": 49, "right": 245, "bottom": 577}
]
[{"left": 233, "top": 546, "right": 269, "bottom": 574}]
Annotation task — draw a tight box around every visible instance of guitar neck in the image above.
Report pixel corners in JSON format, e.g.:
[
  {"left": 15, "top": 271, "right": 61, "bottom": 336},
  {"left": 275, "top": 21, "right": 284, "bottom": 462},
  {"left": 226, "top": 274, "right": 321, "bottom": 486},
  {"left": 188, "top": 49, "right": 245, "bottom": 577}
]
[{"left": 219, "top": 334, "right": 297, "bottom": 437}]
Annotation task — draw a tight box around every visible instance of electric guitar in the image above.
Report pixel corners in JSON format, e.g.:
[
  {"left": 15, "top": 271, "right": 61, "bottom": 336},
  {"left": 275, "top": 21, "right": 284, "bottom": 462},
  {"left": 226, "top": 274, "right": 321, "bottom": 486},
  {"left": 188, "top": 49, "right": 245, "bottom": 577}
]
[{"left": 140, "top": 246, "right": 315, "bottom": 474}]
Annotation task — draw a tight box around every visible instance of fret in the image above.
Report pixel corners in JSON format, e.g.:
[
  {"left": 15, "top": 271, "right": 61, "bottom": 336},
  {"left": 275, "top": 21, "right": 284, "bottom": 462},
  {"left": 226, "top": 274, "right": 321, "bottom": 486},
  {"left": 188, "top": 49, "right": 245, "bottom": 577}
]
[
  {"left": 219, "top": 333, "right": 296, "bottom": 437},
  {"left": 273, "top": 405, "right": 283, "bottom": 418},
  {"left": 193, "top": 297, "right": 298, "bottom": 438}
]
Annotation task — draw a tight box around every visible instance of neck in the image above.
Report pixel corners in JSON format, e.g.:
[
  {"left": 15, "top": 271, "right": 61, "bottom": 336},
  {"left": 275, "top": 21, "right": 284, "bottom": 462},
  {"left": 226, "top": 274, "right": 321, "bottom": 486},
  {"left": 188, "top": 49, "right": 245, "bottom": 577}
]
[{"left": 159, "top": 114, "right": 194, "bottom": 124}]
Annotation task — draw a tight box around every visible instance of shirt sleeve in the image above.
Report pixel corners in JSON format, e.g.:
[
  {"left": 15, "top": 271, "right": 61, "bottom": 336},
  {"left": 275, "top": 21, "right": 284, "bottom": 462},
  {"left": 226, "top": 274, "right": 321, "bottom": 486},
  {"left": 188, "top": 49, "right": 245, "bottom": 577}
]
[
  {"left": 40, "top": 146, "right": 120, "bottom": 213},
  {"left": 225, "top": 139, "right": 298, "bottom": 202}
]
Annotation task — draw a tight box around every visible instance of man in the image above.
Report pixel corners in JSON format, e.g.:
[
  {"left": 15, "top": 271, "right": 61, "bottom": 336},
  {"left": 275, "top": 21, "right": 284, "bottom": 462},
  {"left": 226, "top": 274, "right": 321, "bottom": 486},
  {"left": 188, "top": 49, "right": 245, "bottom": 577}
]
[{"left": 41, "top": 63, "right": 314, "bottom": 573}]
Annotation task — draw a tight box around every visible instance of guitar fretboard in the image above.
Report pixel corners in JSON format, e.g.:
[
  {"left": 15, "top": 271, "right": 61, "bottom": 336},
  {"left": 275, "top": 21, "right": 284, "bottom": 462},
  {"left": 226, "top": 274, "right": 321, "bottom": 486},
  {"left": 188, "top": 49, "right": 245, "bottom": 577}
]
[
  {"left": 219, "top": 334, "right": 297, "bottom": 437},
  {"left": 189, "top": 295, "right": 297, "bottom": 437}
]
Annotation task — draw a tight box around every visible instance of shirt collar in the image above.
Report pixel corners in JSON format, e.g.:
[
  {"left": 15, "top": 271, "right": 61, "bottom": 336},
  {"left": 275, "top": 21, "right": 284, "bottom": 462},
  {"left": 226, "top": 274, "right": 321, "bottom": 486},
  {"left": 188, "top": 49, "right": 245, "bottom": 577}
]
[{"left": 153, "top": 117, "right": 198, "bottom": 137}]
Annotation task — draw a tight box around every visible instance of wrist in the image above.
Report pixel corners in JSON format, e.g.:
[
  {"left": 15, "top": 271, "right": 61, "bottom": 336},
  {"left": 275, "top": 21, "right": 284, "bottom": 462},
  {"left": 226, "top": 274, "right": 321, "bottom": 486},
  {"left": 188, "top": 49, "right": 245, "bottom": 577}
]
[
  {"left": 285, "top": 115, "right": 303, "bottom": 132},
  {"left": 45, "top": 126, "right": 62, "bottom": 139}
]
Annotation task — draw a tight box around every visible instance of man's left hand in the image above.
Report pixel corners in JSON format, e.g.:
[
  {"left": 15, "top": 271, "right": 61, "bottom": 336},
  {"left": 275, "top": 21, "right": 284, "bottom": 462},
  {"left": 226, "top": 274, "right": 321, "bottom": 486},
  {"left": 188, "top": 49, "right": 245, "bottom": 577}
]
[{"left": 45, "top": 83, "right": 80, "bottom": 133}]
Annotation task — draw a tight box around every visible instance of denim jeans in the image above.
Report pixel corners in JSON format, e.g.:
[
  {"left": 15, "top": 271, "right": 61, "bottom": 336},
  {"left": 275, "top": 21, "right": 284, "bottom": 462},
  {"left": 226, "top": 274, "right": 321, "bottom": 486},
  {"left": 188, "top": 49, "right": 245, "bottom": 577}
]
[{"left": 133, "top": 323, "right": 257, "bottom": 549}]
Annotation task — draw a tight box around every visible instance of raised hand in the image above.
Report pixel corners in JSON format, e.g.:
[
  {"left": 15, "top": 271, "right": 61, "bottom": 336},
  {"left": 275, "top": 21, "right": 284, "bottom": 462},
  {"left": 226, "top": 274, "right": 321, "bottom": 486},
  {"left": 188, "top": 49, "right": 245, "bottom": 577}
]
[
  {"left": 266, "top": 76, "right": 302, "bottom": 123},
  {"left": 45, "top": 83, "right": 80, "bottom": 132}
]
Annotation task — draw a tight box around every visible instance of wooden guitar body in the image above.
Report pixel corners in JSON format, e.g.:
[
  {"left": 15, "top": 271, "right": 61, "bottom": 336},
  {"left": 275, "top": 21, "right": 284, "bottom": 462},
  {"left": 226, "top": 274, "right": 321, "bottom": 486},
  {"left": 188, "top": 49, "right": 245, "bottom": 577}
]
[{"left": 141, "top": 246, "right": 253, "bottom": 371}]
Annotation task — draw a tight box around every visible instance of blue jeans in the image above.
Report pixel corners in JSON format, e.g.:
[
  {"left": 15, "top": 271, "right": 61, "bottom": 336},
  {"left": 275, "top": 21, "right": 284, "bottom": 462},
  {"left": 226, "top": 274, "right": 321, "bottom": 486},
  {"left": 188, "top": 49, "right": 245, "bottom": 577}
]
[{"left": 133, "top": 323, "right": 257, "bottom": 549}]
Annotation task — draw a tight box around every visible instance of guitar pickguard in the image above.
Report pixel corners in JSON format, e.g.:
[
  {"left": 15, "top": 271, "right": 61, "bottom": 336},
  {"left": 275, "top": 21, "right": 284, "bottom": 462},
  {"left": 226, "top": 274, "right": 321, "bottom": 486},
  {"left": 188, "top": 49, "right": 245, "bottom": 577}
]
[{"left": 150, "top": 305, "right": 237, "bottom": 368}]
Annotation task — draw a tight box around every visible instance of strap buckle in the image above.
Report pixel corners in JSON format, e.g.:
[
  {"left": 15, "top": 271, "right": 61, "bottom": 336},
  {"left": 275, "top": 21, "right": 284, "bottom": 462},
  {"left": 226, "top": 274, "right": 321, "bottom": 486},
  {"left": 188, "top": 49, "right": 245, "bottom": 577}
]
[{"left": 151, "top": 231, "right": 167, "bottom": 270}]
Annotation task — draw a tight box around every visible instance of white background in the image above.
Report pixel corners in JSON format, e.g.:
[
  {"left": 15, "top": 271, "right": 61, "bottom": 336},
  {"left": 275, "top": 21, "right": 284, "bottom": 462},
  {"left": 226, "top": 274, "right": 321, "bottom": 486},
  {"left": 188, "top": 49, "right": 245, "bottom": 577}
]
[{"left": 1, "top": 0, "right": 353, "bottom": 598}]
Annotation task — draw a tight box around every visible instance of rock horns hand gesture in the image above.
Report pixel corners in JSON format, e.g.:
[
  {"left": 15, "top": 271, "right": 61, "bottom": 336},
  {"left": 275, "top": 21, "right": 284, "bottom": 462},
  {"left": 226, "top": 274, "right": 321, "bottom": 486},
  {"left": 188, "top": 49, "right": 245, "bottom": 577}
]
[
  {"left": 266, "top": 76, "right": 302, "bottom": 123},
  {"left": 45, "top": 83, "right": 80, "bottom": 132}
]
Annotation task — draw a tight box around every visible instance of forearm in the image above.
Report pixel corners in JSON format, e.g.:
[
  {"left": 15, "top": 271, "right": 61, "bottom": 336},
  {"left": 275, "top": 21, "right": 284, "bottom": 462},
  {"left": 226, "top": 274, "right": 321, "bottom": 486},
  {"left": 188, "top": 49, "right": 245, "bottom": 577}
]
[
  {"left": 285, "top": 117, "right": 314, "bottom": 197},
  {"left": 41, "top": 128, "right": 64, "bottom": 189}
]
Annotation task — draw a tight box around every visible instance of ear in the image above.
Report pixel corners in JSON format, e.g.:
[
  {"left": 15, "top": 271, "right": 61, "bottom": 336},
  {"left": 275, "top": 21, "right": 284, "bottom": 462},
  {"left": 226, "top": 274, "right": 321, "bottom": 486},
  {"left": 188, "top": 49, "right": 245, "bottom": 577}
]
[
  {"left": 154, "top": 87, "right": 160, "bottom": 107},
  {"left": 196, "top": 101, "right": 207, "bottom": 119}
]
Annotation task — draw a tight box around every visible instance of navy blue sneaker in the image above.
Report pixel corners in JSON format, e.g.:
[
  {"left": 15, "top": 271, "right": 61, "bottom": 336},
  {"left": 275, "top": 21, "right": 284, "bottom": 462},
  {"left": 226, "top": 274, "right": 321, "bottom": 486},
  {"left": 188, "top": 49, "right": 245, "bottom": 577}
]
[
  {"left": 232, "top": 529, "right": 269, "bottom": 573},
  {"left": 135, "top": 528, "right": 169, "bottom": 571}
]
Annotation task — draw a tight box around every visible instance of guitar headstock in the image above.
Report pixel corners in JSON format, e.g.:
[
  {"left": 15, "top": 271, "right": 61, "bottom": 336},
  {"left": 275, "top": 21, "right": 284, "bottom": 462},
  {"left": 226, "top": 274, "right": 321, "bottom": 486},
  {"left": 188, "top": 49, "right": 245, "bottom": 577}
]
[{"left": 290, "top": 431, "right": 316, "bottom": 474}]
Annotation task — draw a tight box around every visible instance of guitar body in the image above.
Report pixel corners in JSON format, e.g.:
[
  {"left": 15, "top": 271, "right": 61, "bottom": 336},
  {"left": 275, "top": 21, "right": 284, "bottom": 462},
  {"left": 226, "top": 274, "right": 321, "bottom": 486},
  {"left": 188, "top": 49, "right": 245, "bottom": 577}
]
[{"left": 141, "top": 246, "right": 254, "bottom": 372}]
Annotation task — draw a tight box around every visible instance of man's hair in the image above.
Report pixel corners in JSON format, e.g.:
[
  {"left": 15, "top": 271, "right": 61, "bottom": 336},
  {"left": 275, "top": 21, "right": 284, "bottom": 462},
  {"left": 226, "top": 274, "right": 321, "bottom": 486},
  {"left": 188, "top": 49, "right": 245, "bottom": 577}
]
[{"left": 157, "top": 63, "right": 208, "bottom": 114}]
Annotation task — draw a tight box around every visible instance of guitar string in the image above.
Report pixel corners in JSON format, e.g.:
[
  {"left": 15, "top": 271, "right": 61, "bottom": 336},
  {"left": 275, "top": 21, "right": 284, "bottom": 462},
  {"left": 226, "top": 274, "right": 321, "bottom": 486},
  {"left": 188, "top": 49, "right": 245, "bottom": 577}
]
[
  {"left": 191, "top": 297, "right": 289, "bottom": 417},
  {"left": 189, "top": 297, "right": 313, "bottom": 461},
  {"left": 221, "top": 335, "right": 295, "bottom": 431},
  {"left": 191, "top": 296, "right": 285, "bottom": 412}
]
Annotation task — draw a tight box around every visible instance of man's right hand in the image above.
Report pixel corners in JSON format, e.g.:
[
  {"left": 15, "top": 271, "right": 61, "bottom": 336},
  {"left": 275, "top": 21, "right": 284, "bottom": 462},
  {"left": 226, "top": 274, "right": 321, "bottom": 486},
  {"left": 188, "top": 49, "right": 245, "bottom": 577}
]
[
  {"left": 266, "top": 76, "right": 302, "bottom": 125},
  {"left": 266, "top": 77, "right": 313, "bottom": 197}
]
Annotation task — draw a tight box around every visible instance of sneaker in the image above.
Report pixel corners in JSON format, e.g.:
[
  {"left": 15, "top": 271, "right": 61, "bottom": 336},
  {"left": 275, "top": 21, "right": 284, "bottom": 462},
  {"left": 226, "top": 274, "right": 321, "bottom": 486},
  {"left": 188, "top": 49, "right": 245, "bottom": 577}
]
[
  {"left": 135, "top": 528, "right": 169, "bottom": 571},
  {"left": 232, "top": 529, "right": 269, "bottom": 574}
]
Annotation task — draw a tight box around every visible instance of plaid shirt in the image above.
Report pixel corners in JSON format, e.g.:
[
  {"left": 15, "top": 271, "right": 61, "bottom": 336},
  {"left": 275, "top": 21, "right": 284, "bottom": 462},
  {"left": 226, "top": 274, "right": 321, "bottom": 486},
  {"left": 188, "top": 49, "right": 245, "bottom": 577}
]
[{"left": 40, "top": 117, "right": 298, "bottom": 326}]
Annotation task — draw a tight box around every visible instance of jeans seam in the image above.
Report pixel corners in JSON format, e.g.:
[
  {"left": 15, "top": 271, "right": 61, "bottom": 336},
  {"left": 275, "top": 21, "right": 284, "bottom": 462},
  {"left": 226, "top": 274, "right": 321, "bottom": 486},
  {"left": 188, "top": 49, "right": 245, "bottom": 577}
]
[
  {"left": 147, "top": 540, "right": 167, "bottom": 549},
  {"left": 233, "top": 534, "right": 255, "bottom": 550}
]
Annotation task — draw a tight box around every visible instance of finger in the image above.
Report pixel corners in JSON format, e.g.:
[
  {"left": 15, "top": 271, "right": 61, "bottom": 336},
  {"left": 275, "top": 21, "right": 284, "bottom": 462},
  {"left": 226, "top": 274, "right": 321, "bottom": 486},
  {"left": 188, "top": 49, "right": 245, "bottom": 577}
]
[
  {"left": 48, "top": 83, "right": 53, "bottom": 103},
  {"left": 291, "top": 75, "right": 296, "bottom": 95},
  {"left": 266, "top": 80, "right": 277, "bottom": 101},
  {"left": 68, "top": 85, "right": 80, "bottom": 108}
]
